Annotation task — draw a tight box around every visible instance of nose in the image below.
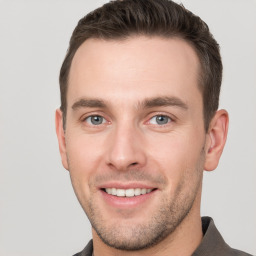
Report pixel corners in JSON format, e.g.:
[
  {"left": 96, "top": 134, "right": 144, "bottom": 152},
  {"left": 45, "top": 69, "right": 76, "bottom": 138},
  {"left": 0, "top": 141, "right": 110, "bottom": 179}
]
[{"left": 106, "top": 123, "right": 147, "bottom": 171}]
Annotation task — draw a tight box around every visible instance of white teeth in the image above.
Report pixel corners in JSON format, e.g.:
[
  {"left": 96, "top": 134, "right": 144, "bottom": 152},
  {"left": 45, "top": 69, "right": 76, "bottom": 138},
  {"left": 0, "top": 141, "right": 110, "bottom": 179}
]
[
  {"left": 125, "top": 189, "right": 135, "bottom": 197},
  {"left": 141, "top": 188, "right": 146, "bottom": 195},
  {"left": 116, "top": 189, "right": 125, "bottom": 197},
  {"left": 106, "top": 188, "right": 112, "bottom": 194},
  {"left": 134, "top": 188, "right": 141, "bottom": 196},
  {"left": 112, "top": 188, "right": 117, "bottom": 195},
  {"left": 104, "top": 188, "right": 153, "bottom": 197}
]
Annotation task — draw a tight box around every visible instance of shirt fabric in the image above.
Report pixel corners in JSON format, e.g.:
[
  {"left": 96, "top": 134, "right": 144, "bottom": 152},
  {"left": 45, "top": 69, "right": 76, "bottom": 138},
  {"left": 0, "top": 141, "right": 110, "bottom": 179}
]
[{"left": 73, "top": 216, "right": 252, "bottom": 256}]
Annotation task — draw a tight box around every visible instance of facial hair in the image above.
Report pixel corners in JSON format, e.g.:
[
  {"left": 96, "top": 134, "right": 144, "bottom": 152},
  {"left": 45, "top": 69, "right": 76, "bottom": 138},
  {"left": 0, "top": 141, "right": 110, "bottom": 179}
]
[{"left": 78, "top": 152, "right": 205, "bottom": 251}]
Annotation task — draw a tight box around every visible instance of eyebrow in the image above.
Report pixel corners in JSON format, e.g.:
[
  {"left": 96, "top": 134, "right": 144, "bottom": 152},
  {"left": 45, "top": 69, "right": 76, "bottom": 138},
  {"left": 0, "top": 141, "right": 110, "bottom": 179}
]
[
  {"left": 71, "top": 96, "right": 188, "bottom": 111},
  {"left": 72, "top": 98, "right": 107, "bottom": 110},
  {"left": 142, "top": 96, "right": 188, "bottom": 110}
]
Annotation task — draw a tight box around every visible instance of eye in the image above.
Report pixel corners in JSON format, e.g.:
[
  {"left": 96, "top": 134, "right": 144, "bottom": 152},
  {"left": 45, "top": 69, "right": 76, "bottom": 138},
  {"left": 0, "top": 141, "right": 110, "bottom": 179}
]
[
  {"left": 149, "top": 115, "right": 171, "bottom": 125},
  {"left": 84, "top": 115, "right": 106, "bottom": 125}
]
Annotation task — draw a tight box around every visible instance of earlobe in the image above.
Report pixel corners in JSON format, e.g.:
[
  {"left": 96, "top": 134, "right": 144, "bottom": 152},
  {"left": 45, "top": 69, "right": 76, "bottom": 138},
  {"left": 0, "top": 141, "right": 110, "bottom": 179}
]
[
  {"left": 204, "top": 109, "right": 229, "bottom": 171},
  {"left": 55, "top": 109, "right": 69, "bottom": 170}
]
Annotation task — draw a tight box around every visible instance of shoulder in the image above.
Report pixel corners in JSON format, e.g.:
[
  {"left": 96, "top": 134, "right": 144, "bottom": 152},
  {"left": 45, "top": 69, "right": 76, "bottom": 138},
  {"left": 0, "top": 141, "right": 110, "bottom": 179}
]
[
  {"left": 193, "top": 217, "right": 253, "bottom": 256},
  {"left": 74, "top": 220, "right": 254, "bottom": 256},
  {"left": 229, "top": 248, "right": 254, "bottom": 256},
  {"left": 73, "top": 240, "right": 93, "bottom": 256}
]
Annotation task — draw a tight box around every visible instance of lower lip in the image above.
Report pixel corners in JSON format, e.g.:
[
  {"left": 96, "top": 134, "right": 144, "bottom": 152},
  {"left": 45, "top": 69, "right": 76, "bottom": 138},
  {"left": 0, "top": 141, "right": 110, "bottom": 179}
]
[{"left": 100, "top": 189, "right": 157, "bottom": 208}]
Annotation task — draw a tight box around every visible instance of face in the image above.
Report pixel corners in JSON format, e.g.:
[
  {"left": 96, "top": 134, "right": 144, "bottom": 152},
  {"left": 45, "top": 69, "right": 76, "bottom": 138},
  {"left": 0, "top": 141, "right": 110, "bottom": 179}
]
[{"left": 58, "top": 36, "right": 209, "bottom": 250}]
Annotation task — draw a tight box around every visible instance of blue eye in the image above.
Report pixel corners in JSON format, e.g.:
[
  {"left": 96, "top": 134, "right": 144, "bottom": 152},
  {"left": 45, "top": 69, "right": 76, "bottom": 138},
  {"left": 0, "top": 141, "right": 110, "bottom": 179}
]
[
  {"left": 85, "top": 115, "right": 106, "bottom": 125},
  {"left": 149, "top": 115, "right": 171, "bottom": 125}
]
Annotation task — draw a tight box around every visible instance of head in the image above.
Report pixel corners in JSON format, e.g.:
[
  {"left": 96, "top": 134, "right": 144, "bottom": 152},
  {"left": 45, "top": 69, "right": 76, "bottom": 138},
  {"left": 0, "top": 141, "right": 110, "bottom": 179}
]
[
  {"left": 56, "top": 0, "right": 228, "bottom": 253},
  {"left": 59, "top": 0, "right": 223, "bottom": 132}
]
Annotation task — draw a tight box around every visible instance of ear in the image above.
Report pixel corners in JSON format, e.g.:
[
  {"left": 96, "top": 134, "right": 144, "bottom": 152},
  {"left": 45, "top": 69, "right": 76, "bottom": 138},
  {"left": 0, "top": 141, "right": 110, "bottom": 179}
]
[
  {"left": 204, "top": 109, "right": 229, "bottom": 171},
  {"left": 55, "top": 109, "right": 69, "bottom": 170}
]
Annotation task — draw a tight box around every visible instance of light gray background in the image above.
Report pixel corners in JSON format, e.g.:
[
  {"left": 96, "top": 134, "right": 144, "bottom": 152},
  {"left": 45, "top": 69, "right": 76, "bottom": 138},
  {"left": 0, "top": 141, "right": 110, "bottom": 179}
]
[{"left": 0, "top": 0, "right": 255, "bottom": 255}]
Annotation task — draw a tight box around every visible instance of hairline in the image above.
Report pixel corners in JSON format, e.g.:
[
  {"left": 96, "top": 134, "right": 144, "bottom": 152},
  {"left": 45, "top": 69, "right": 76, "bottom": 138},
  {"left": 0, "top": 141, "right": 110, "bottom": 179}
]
[{"left": 63, "top": 34, "right": 207, "bottom": 130}]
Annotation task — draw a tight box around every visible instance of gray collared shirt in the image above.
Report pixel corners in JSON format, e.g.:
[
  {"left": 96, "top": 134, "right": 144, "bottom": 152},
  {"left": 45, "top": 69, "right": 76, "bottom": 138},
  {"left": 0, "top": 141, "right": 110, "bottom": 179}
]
[{"left": 73, "top": 217, "right": 253, "bottom": 256}]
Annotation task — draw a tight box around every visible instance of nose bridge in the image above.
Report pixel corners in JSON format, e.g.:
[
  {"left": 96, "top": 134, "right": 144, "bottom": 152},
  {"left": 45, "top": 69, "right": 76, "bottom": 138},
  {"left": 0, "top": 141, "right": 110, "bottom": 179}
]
[{"left": 106, "top": 120, "right": 146, "bottom": 170}]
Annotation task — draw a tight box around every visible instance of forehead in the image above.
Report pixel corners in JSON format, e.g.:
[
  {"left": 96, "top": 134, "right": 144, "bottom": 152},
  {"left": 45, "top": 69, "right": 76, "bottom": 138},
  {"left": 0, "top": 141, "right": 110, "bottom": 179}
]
[{"left": 68, "top": 36, "right": 201, "bottom": 108}]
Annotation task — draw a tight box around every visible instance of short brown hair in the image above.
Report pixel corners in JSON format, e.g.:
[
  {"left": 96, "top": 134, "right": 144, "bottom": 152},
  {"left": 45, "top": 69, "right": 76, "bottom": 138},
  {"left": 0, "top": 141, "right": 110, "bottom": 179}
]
[{"left": 59, "top": 0, "right": 222, "bottom": 131}]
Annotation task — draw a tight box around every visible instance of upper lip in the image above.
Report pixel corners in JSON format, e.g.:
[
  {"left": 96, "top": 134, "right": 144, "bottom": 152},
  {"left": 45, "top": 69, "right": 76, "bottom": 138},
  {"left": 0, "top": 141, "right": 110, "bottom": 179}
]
[{"left": 98, "top": 182, "right": 157, "bottom": 190}]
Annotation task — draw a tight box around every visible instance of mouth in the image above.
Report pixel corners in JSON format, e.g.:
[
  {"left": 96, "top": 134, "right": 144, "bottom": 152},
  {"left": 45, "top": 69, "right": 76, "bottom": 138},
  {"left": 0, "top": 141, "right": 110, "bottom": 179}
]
[
  {"left": 99, "top": 185, "right": 158, "bottom": 209},
  {"left": 101, "top": 187, "right": 157, "bottom": 197}
]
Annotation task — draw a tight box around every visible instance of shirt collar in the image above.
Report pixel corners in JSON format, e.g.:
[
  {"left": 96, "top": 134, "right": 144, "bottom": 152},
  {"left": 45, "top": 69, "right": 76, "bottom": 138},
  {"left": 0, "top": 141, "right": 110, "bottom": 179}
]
[{"left": 192, "top": 216, "right": 231, "bottom": 256}]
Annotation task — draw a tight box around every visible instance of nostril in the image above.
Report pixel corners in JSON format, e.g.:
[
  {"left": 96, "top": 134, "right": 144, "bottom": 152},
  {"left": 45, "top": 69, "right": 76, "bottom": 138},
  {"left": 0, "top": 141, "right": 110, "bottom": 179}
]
[{"left": 131, "top": 162, "right": 138, "bottom": 166}]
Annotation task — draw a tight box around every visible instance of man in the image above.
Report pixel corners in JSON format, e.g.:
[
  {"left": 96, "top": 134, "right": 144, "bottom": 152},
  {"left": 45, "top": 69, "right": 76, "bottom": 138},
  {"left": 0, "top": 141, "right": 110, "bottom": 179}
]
[{"left": 55, "top": 0, "right": 252, "bottom": 255}]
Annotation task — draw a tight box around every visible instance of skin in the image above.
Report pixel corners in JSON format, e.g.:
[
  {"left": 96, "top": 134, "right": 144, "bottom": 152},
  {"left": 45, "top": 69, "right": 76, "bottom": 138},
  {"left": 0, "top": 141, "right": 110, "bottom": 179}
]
[{"left": 56, "top": 36, "right": 228, "bottom": 256}]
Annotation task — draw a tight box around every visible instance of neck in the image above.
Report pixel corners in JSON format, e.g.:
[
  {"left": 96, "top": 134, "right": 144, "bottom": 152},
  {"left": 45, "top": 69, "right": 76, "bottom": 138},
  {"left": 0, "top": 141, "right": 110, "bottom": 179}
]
[{"left": 93, "top": 189, "right": 203, "bottom": 256}]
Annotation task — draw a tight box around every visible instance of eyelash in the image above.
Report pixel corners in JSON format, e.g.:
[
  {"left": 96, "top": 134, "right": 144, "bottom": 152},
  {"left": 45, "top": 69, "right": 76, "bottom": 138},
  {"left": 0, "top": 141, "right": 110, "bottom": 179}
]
[
  {"left": 152, "top": 116, "right": 171, "bottom": 124},
  {"left": 146, "top": 113, "right": 173, "bottom": 127},
  {"left": 82, "top": 115, "right": 108, "bottom": 126},
  {"left": 81, "top": 113, "right": 174, "bottom": 128}
]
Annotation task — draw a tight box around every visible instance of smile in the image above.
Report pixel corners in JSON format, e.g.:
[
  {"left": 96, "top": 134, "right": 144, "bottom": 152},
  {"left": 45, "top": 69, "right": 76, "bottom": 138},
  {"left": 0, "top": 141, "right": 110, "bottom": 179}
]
[{"left": 104, "top": 188, "right": 154, "bottom": 197}]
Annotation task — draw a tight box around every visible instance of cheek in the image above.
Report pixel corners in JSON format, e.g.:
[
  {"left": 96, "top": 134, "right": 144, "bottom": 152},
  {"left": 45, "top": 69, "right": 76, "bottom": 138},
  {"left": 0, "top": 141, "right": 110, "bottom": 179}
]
[
  {"left": 67, "top": 133, "right": 105, "bottom": 169},
  {"left": 65, "top": 134, "right": 106, "bottom": 195},
  {"left": 146, "top": 130, "right": 205, "bottom": 181}
]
